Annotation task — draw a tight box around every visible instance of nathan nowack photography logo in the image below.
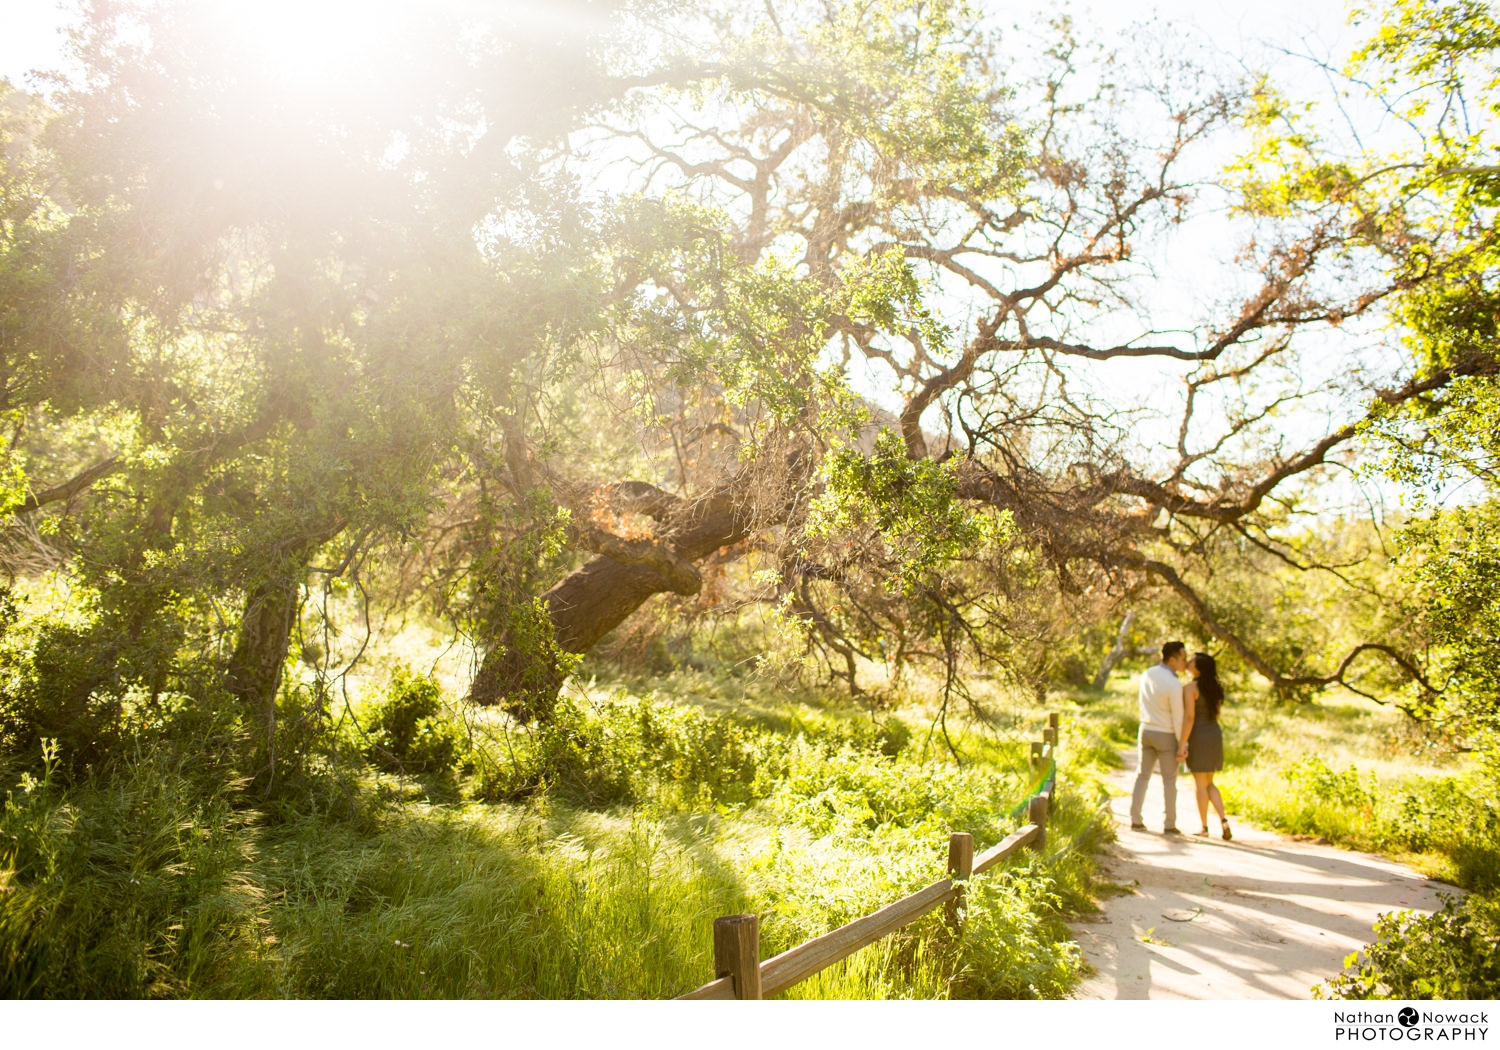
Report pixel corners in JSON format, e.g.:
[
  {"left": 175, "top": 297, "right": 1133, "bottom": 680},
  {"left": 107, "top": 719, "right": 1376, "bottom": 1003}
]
[{"left": 1335, "top": 1009, "right": 1490, "bottom": 1042}]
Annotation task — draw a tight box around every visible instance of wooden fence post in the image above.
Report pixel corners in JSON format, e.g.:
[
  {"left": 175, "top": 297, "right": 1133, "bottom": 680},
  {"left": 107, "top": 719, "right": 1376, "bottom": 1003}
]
[
  {"left": 714, "top": 914, "right": 762, "bottom": 1000},
  {"left": 945, "top": 831, "right": 974, "bottom": 928},
  {"left": 1028, "top": 794, "right": 1049, "bottom": 850},
  {"left": 1029, "top": 741, "right": 1044, "bottom": 768},
  {"left": 1043, "top": 726, "right": 1056, "bottom": 746}
]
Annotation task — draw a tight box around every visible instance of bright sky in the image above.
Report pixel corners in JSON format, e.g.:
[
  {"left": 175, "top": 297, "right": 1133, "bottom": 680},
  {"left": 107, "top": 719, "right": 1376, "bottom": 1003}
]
[
  {"left": 1, "top": 0, "right": 71, "bottom": 86},
  {"left": 1, "top": 0, "right": 1362, "bottom": 89}
]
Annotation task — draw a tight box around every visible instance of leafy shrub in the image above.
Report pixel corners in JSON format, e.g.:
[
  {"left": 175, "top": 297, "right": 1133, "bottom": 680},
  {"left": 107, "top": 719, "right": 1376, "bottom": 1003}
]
[
  {"left": 1318, "top": 894, "right": 1500, "bottom": 999},
  {"left": 951, "top": 868, "right": 1084, "bottom": 998},
  {"left": 634, "top": 698, "right": 769, "bottom": 802},
  {"left": 1284, "top": 757, "right": 1377, "bottom": 810},
  {"left": 765, "top": 736, "right": 1024, "bottom": 844},
  {"left": 1392, "top": 778, "right": 1500, "bottom": 894},
  {"left": 499, "top": 697, "right": 640, "bottom": 805},
  {"left": 469, "top": 693, "right": 782, "bottom": 807},
  {"left": 0, "top": 619, "right": 126, "bottom": 775},
  {"left": 366, "top": 669, "right": 463, "bottom": 776}
]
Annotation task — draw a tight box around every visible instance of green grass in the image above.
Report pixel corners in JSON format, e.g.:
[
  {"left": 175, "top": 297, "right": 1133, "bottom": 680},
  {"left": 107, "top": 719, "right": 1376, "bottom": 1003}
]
[
  {"left": 258, "top": 805, "right": 745, "bottom": 998},
  {"left": 0, "top": 747, "right": 268, "bottom": 997},
  {"left": 0, "top": 667, "right": 1116, "bottom": 999},
  {"left": 13, "top": 655, "right": 1490, "bottom": 1000}
]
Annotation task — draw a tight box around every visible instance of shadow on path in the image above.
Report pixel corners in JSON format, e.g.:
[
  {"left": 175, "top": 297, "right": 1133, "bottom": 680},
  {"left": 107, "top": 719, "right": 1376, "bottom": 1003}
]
[{"left": 1070, "top": 747, "right": 1453, "bottom": 1000}]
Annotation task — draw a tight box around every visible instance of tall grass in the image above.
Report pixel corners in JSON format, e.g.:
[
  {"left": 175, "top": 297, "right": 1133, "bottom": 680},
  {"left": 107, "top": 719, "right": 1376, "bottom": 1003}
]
[
  {"left": 260, "top": 806, "right": 747, "bottom": 998},
  {"left": 0, "top": 672, "right": 1114, "bottom": 998},
  {"left": 0, "top": 746, "right": 269, "bottom": 997}
]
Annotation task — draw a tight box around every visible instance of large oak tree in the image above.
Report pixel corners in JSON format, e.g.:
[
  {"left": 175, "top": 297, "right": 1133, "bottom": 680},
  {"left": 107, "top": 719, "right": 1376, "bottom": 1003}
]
[{"left": 3, "top": 0, "right": 1490, "bottom": 782}]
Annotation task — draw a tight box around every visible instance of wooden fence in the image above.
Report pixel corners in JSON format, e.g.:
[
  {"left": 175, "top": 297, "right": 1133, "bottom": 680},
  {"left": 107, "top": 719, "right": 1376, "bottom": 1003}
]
[{"left": 676, "top": 711, "right": 1061, "bottom": 1000}]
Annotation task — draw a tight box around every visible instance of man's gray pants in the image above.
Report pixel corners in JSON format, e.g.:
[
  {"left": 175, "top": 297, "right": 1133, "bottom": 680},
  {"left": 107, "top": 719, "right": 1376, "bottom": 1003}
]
[{"left": 1130, "top": 728, "right": 1179, "bottom": 830}]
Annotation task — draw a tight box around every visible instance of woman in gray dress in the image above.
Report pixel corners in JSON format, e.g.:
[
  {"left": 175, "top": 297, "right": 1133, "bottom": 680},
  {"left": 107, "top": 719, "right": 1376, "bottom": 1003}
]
[{"left": 1177, "top": 652, "right": 1231, "bottom": 840}]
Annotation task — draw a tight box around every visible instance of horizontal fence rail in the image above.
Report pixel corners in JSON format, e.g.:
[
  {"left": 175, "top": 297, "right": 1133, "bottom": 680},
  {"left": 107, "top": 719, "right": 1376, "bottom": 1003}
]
[{"left": 676, "top": 711, "right": 1061, "bottom": 1000}]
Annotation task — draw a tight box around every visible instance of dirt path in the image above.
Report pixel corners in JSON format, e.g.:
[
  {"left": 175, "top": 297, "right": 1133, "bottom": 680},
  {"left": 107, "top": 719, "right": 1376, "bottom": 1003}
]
[{"left": 1069, "top": 748, "right": 1454, "bottom": 999}]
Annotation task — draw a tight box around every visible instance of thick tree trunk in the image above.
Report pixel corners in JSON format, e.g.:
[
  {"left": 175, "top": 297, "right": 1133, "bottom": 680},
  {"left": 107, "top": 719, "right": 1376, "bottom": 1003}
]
[
  {"left": 224, "top": 521, "right": 345, "bottom": 792},
  {"left": 466, "top": 555, "right": 676, "bottom": 722},
  {"left": 468, "top": 456, "right": 805, "bottom": 720},
  {"left": 226, "top": 578, "right": 303, "bottom": 793}
]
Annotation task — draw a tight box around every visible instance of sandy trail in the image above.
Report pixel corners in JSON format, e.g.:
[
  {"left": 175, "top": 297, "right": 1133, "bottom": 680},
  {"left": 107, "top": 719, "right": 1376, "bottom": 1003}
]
[{"left": 1069, "top": 747, "right": 1454, "bottom": 999}]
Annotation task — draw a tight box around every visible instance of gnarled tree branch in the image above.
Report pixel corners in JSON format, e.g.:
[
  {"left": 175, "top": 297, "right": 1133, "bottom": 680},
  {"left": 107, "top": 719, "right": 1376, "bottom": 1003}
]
[{"left": 11, "top": 457, "right": 120, "bottom": 516}]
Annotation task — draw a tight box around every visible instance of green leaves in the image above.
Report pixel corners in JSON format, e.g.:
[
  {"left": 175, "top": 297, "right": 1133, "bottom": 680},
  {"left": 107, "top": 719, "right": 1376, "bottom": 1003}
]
[
  {"left": 605, "top": 195, "right": 848, "bottom": 429},
  {"left": 1397, "top": 504, "right": 1500, "bottom": 741},
  {"left": 1241, "top": 4, "right": 1500, "bottom": 745},
  {"left": 808, "top": 429, "right": 1010, "bottom": 591},
  {"left": 839, "top": 247, "right": 951, "bottom": 354},
  {"left": 1351, "top": 0, "right": 1500, "bottom": 131},
  {"left": 365, "top": 667, "right": 463, "bottom": 776},
  {"left": 1318, "top": 893, "right": 1500, "bottom": 999},
  {"left": 714, "top": 0, "right": 1026, "bottom": 204}
]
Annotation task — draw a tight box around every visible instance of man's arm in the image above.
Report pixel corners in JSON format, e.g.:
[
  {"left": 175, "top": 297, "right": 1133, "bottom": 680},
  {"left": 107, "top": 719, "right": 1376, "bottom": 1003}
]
[{"left": 1169, "top": 680, "right": 1185, "bottom": 742}]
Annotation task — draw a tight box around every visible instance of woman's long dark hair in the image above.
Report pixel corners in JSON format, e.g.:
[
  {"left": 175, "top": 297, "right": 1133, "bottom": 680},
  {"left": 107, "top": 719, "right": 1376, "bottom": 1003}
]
[{"left": 1191, "top": 652, "right": 1223, "bottom": 720}]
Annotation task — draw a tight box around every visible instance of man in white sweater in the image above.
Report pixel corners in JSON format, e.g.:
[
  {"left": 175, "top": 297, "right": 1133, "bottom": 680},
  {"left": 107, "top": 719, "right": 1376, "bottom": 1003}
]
[{"left": 1130, "top": 641, "right": 1188, "bottom": 833}]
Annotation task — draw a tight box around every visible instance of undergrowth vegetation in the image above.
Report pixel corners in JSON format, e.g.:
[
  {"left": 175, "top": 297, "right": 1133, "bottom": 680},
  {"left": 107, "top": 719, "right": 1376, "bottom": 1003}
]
[
  {"left": 0, "top": 745, "right": 267, "bottom": 997},
  {"left": 0, "top": 667, "right": 1114, "bottom": 998},
  {"left": 1316, "top": 894, "right": 1500, "bottom": 1000}
]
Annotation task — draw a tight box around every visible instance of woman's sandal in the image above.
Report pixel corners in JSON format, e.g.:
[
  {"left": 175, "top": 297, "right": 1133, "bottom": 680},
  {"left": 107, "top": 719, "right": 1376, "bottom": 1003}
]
[
  {"left": 1221, "top": 821, "right": 1233, "bottom": 841},
  {"left": 1195, "top": 828, "right": 1210, "bottom": 836}
]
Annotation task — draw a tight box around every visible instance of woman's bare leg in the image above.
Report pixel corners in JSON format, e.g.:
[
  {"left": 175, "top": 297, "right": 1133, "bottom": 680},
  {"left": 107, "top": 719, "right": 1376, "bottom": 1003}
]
[
  {"left": 1206, "top": 774, "right": 1227, "bottom": 822},
  {"left": 1193, "top": 772, "right": 1212, "bottom": 830}
]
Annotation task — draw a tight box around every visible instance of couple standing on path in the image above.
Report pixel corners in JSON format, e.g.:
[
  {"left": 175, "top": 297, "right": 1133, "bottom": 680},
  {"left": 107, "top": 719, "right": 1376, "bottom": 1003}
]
[{"left": 1130, "top": 641, "right": 1231, "bottom": 839}]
